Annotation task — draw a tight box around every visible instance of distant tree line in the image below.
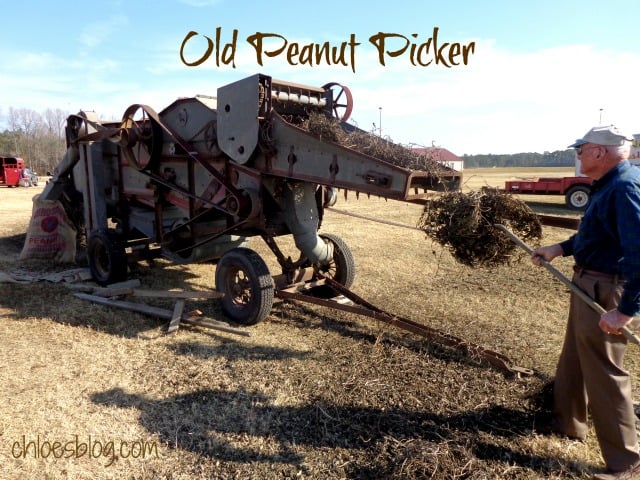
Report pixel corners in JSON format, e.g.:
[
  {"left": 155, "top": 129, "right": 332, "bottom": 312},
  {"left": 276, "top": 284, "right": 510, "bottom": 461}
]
[
  {"left": 462, "top": 150, "right": 576, "bottom": 168},
  {"left": 0, "top": 107, "right": 69, "bottom": 176}
]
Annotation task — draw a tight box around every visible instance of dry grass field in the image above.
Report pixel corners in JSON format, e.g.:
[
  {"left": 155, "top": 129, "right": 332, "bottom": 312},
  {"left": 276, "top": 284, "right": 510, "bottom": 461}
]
[{"left": 1, "top": 167, "right": 638, "bottom": 480}]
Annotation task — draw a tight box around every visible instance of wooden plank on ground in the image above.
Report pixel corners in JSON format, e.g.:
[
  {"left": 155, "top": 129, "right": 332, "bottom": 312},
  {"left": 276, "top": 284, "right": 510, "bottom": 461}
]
[
  {"left": 167, "top": 300, "right": 185, "bottom": 334},
  {"left": 77, "top": 285, "right": 224, "bottom": 299},
  {"left": 92, "top": 286, "right": 135, "bottom": 297},
  {"left": 132, "top": 289, "right": 224, "bottom": 299},
  {"left": 73, "top": 293, "right": 249, "bottom": 337}
]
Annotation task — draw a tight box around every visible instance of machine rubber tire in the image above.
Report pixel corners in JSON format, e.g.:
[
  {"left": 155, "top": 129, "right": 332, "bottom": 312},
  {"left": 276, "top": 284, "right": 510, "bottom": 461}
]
[
  {"left": 215, "top": 248, "right": 274, "bottom": 325},
  {"left": 316, "top": 233, "right": 356, "bottom": 289},
  {"left": 87, "top": 229, "right": 128, "bottom": 286},
  {"left": 565, "top": 185, "right": 590, "bottom": 210}
]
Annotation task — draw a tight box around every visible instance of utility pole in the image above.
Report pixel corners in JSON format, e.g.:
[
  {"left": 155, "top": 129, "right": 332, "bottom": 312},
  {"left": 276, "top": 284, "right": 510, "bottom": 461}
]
[
  {"left": 599, "top": 108, "right": 603, "bottom": 125},
  {"left": 378, "top": 107, "right": 382, "bottom": 136}
]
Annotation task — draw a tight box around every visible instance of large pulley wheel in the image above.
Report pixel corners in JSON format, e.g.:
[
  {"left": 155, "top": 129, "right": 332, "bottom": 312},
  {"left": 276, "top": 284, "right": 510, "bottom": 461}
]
[
  {"left": 322, "top": 82, "right": 353, "bottom": 122},
  {"left": 215, "top": 248, "right": 275, "bottom": 325},
  {"left": 315, "top": 233, "right": 356, "bottom": 289},
  {"left": 120, "top": 104, "right": 163, "bottom": 170},
  {"left": 87, "top": 229, "right": 128, "bottom": 286}
]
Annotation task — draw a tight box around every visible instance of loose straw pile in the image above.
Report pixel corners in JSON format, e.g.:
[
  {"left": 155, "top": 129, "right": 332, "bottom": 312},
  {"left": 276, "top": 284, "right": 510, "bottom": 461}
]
[{"left": 301, "top": 112, "right": 445, "bottom": 177}]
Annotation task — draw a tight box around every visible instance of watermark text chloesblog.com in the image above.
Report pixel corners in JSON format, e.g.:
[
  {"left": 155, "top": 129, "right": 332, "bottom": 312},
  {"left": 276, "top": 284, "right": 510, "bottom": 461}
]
[{"left": 11, "top": 435, "right": 160, "bottom": 467}]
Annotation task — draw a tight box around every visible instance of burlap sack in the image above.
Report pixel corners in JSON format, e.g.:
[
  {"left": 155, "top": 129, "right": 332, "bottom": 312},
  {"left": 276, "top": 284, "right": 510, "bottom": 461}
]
[{"left": 20, "top": 194, "right": 77, "bottom": 263}]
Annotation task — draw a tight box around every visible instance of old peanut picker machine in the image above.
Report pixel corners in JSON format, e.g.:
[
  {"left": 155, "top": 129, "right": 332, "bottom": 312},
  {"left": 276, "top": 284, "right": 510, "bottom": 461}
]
[{"left": 40, "top": 73, "right": 530, "bottom": 376}]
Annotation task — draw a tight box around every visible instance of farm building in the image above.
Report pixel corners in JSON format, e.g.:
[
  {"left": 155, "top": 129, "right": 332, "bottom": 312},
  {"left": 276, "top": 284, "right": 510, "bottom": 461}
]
[{"left": 412, "top": 146, "right": 464, "bottom": 172}]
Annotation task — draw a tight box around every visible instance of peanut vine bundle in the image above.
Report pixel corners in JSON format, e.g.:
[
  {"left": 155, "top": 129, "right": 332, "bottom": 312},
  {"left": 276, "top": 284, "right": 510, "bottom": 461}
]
[{"left": 417, "top": 190, "right": 542, "bottom": 267}]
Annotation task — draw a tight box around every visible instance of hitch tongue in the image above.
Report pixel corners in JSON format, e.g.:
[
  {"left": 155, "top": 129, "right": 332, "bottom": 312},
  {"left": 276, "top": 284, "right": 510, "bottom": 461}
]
[{"left": 278, "top": 273, "right": 534, "bottom": 377}]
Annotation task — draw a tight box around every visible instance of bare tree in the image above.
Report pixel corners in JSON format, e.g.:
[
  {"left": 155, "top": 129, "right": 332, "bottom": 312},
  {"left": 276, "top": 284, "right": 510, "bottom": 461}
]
[
  {"left": 5, "top": 107, "right": 71, "bottom": 174},
  {"left": 43, "top": 108, "right": 68, "bottom": 172},
  {"left": 8, "top": 107, "right": 42, "bottom": 171},
  {"left": 44, "top": 108, "right": 67, "bottom": 139}
]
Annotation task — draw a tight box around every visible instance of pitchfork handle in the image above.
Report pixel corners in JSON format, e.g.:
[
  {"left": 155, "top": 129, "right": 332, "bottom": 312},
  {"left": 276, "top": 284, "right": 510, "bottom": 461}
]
[{"left": 494, "top": 224, "right": 640, "bottom": 345}]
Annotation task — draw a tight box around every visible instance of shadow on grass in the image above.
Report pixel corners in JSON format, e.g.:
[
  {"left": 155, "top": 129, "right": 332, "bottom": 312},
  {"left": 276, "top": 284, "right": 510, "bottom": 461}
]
[
  {"left": 90, "top": 387, "right": 592, "bottom": 478},
  {"left": 0, "top": 232, "right": 26, "bottom": 253},
  {"left": 168, "top": 339, "right": 312, "bottom": 362}
]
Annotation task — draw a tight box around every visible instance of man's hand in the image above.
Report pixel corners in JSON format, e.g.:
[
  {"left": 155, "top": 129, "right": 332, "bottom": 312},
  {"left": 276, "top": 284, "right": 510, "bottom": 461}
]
[
  {"left": 599, "top": 309, "right": 633, "bottom": 335},
  {"left": 531, "top": 244, "right": 564, "bottom": 266}
]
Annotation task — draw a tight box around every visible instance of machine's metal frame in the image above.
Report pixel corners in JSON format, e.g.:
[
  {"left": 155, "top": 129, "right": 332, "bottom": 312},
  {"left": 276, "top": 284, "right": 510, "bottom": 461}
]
[{"left": 37, "top": 74, "right": 533, "bottom": 376}]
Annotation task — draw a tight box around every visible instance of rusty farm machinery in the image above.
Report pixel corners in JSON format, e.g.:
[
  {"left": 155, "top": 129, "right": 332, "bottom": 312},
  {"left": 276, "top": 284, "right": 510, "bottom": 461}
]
[{"left": 39, "top": 73, "right": 531, "bottom": 375}]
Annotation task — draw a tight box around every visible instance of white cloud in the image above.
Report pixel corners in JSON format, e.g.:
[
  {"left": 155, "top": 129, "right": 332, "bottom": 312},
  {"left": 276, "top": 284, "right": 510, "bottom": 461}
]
[{"left": 330, "top": 42, "right": 640, "bottom": 154}]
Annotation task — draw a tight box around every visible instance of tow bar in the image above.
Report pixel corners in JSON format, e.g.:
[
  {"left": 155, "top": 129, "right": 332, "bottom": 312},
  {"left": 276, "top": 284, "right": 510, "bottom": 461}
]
[{"left": 276, "top": 274, "right": 534, "bottom": 377}]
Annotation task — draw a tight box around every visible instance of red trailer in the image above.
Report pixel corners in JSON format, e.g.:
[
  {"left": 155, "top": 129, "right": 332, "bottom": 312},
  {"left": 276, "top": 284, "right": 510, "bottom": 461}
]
[
  {"left": 499, "top": 134, "right": 640, "bottom": 210},
  {"left": 0, "top": 157, "right": 25, "bottom": 187},
  {"left": 505, "top": 176, "right": 592, "bottom": 210}
]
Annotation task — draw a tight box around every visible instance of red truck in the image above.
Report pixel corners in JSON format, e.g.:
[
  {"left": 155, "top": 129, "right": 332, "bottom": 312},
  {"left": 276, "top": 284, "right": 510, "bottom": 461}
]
[
  {"left": 501, "top": 134, "right": 640, "bottom": 210},
  {"left": 0, "top": 156, "right": 26, "bottom": 187}
]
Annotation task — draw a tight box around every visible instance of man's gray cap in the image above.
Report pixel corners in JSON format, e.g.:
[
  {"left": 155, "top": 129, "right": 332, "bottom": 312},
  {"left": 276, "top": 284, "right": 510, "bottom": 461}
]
[{"left": 569, "top": 125, "right": 633, "bottom": 148}]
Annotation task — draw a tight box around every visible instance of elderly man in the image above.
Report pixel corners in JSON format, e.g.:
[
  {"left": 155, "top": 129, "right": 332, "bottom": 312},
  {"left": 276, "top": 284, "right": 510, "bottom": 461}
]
[{"left": 531, "top": 125, "right": 640, "bottom": 480}]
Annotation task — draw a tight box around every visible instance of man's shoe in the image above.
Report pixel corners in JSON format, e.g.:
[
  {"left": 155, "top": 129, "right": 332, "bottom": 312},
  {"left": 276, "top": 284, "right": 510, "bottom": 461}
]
[{"left": 592, "top": 461, "right": 640, "bottom": 479}]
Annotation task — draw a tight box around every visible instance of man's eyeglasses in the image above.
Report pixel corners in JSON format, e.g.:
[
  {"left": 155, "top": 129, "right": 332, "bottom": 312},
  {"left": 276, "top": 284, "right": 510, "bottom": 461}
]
[{"left": 575, "top": 145, "right": 600, "bottom": 156}]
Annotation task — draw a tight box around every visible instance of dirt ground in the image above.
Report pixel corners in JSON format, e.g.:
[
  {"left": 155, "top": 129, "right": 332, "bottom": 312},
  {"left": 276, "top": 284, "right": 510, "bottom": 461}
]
[{"left": 1, "top": 169, "right": 638, "bottom": 480}]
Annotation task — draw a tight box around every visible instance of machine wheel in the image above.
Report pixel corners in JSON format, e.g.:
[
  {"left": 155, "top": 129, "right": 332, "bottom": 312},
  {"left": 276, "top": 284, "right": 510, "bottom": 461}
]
[
  {"left": 87, "top": 229, "right": 128, "bottom": 286},
  {"left": 215, "top": 248, "right": 274, "bottom": 325},
  {"left": 322, "top": 82, "right": 353, "bottom": 122},
  {"left": 565, "top": 185, "right": 590, "bottom": 210},
  {"left": 315, "top": 233, "right": 356, "bottom": 289}
]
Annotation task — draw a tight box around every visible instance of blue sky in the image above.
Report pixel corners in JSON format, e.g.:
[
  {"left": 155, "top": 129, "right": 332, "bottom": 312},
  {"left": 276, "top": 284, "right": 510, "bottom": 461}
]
[{"left": 1, "top": 0, "right": 639, "bottom": 155}]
